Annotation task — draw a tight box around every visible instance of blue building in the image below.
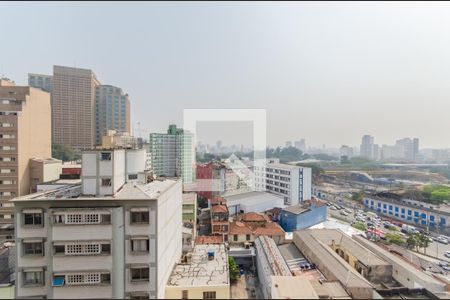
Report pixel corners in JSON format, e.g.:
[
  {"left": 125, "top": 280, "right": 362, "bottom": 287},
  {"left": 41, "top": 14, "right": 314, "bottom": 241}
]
[
  {"left": 363, "top": 194, "right": 450, "bottom": 234},
  {"left": 279, "top": 199, "right": 327, "bottom": 232}
]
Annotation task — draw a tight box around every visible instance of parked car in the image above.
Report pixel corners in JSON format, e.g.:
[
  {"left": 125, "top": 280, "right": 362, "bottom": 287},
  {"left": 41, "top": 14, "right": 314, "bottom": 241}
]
[
  {"left": 437, "top": 237, "right": 449, "bottom": 245},
  {"left": 438, "top": 261, "right": 447, "bottom": 267},
  {"left": 340, "top": 211, "right": 349, "bottom": 216},
  {"left": 445, "top": 251, "right": 450, "bottom": 258},
  {"left": 330, "top": 206, "right": 337, "bottom": 210}
]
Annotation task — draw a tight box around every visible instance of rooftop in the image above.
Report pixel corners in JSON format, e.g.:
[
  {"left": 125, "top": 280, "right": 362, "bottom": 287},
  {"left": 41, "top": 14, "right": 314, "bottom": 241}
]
[
  {"left": 266, "top": 162, "right": 302, "bottom": 170},
  {"left": 195, "top": 236, "right": 224, "bottom": 245},
  {"left": 211, "top": 205, "right": 228, "bottom": 214},
  {"left": 167, "top": 244, "right": 229, "bottom": 287},
  {"left": 11, "top": 178, "right": 178, "bottom": 202},
  {"left": 230, "top": 212, "right": 285, "bottom": 236},
  {"left": 225, "top": 191, "right": 284, "bottom": 207},
  {"left": 282, "top": 198, "right": 328, "bottom": 215},
  {"left": 182, "top": 192, "right": 196, "bottom": 205},
  {"left": 30, "top": 157, "right": 62, "bottom": 164},
  {"left": 271, "top": 276, "right": 319, "bottom": 299}
]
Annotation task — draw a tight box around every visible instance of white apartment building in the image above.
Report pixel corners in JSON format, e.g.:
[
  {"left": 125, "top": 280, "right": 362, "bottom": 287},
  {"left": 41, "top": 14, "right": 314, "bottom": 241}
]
[
  {"left": 12, "top": 148, "right": 182, "bottom": 299},
  {"left": 254, "top": 162, "right": 312, "bottom": 206}
]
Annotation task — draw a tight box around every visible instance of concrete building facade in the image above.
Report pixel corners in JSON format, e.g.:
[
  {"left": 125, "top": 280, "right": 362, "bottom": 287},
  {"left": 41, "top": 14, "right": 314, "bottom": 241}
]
[
  {"left": 149, "top": 125, "right": 195, "bottom": 184},
  {"left": 52, "top": 65, "right": 100, "bottom": 151},
  {"left": 0, "top": 79, "right": 52, "bottom": 222},
  {"left": 95, "top": 85, "right": 131, "bottom": 145},
  {"left": 254, "top": 163, "right": 312, "bottom": 205},
  {"left": 12, "top": 148, "right": 182, "bottom": 299}
]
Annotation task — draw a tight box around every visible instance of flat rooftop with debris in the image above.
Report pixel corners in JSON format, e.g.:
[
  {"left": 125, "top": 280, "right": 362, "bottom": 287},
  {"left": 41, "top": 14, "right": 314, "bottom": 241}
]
[{"left": 167, "top": 244, "right": 229, "bottom": 287}]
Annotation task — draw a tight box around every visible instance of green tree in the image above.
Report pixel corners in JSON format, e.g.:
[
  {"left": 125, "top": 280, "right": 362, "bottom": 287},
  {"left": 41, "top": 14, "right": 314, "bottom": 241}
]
[
  {"left": 406, "top": 234, "right": 417, "bottom": 250},
  {"left": 418, "top": 233, "right": 430, "bottom": 254},
  {"left": 385, "top": 233, "right": 405, "bottom": 246},
  {"left": 352, "top": 222, "right": 366, "bottom": 231},
  {"left": 228, "top": 256, "right": 240, "bottom": 283},
  {"left": 52, "top": 144, "right": 80, "bottom": 162},
  {"left": 351, "top": 190, "right": 364, "bottom": 203}
]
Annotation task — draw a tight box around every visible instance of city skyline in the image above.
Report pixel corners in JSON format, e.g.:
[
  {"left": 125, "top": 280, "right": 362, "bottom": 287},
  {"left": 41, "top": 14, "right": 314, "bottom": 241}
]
[{"left": 2, "top": 2, "right": 450, "bottom": 149}]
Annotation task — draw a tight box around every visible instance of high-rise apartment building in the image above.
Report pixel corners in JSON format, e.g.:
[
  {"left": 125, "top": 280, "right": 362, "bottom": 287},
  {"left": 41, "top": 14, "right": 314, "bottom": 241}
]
[
  {"left": 360, "top": 135, "right": 375, "bottom": 160},
  {"left": 394, "top": 138, "right": 419, "bottom": 162},
  {"left": 0, "top": 79, "right": 51, "bottom": 221},
  {"left": 339, "top": 145, "right": 354, "bottom": 158},
  {"left": 28, "top": 74, "right": 53, "bottom": 93},
  {"left": 95, "top": 85, "right": 130, "bottom": 145},
  {"left": 12, "top": 148, "right": 182, "bottom": 299},
  {"left": 149, "top": 125, "right": 195, "bottom": 184},
  {"left": 52, "top": 65, "right": 100, "bottom": 151}
]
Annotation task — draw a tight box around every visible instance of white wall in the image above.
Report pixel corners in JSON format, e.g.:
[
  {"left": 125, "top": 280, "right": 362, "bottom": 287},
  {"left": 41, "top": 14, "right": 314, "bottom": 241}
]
[
  {"left": 157, "top": 180, "right": 182, "bottom": 299},
  {"left": 113, "top": 150, "right": 125, "bottom": 193},
  {"left": 126, "top": 149, "right": 146, "bottom": 179}
]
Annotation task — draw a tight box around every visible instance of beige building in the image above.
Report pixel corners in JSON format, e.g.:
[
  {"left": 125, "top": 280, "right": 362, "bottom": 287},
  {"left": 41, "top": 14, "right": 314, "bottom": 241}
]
[
  {"left": 29, "top": 158, "right": 62, "bottom": 193},
  {"left": 165, "top": 243, "right": 230, "bottom": 299},
  {"left": 52, "top": 65, "right": 100, "bottom": 151},
  {"left": 0, "top": 79, "right": 51, "bottom": 222}
]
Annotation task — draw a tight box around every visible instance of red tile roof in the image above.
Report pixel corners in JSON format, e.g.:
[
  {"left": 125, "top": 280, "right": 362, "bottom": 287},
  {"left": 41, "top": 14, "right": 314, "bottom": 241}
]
[
  {"left": 237, "top": 212, "right": 267, "bottom": 222},
  {"left": 253, "top": 222, "right": 285, "bottom": 236},
  {"left": 211, "top": 205, "right": 228, "bottom": 213},
  {"left": 230, "top": 213, "right": 285, "bottom": 237},
  {"left": 229, "top": 221, "right": 253, "bottom": 235},
  {"left": 195, "top": 236, "right": 224, "bottom": 244}
]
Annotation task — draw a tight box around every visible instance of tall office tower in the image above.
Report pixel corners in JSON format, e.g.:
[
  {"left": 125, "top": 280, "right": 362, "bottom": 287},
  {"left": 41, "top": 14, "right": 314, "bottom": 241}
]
[
  {"left": 95, "top": 85, "right": 131, "bottom": 145},
  {"left": 360, "top": 135, "right": 374, "bottom": 159},
  {"left": 0, "top": 79, "right": 51, "bottom": 221},
  {"left": 149, "top": 125, "right": 195, "bottom": 184},
  {"left": 28, "top": 73, "right": 53, "bottom": 92},
  {"left": 294, "top": 139, "right": 306, "bottom": 152},
  {"left": 52, "top": 65, "right": 100, "bottom": 151},
  {"left": 13, "top": 148, "right": 182, "bottom": 299}
]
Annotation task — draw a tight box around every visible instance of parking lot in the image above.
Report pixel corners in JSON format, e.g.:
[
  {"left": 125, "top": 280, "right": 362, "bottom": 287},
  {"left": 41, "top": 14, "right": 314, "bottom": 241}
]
[{"left": 325, "top": 200, "right": 450, "bottom": 263}]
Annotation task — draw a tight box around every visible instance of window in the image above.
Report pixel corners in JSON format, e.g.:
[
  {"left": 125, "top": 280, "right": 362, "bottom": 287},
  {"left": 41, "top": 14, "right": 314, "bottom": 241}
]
[
  {"left": 131, "top": 239, "right": 149, "bottom": 253},
  {"left": 66, "top": 243, "right": 101, "bottom": 255},
  {"left": 53, "top": 214, "right": 65, "bottom": 224},
  {"left": 130, "top": 294, "right": 149, "bottom": 300},
  {"left": 128, "top": 174, "right": 138, "bottom": 180},
  {"left": 246, "top": 234, "right": 251, "bottom": 241},
  {"left": 65, "top": 273, "right": 109, "bottom": 285},
  {"left": 130, "top": 267, "right": 149, "bottom": 282},
  {"left": 233, "top": 235, "right": 238, "bottom": 241},
  {"left": 131, "top": 212, "right": 149, "bottom": 224},
  {"left": 101, "top": 178, "right": 112, "bottom": 187},
  {"left": 100, "top": 152, "right": 111, "bottom": 161},
  {"left": 23, "top": 242, "right": 44, "bottom": 256},
  {"left": 203, "top": 291, "right": 216, "bottom": 299},
  {"left": 23, "top": 271, "right": 44, "bottom": 286},
  {"left": 54, "top": 245, "right": 65, "bottom": 254},
  {"left": 182, "top": 290, "right": 188, "bottom": 299},
  {"left": 24, "top": 213, "right": 43, "bottom": 226},
  {"left": 67, "top": 213, "right": 100, "bottom": 224}
]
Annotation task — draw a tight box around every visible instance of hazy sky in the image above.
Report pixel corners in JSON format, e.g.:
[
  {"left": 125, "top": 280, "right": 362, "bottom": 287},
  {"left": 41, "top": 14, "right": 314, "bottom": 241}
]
[{"left": 2, "top": 2, "right": 450, "bottom": 148}]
